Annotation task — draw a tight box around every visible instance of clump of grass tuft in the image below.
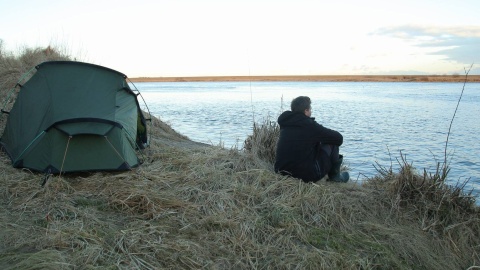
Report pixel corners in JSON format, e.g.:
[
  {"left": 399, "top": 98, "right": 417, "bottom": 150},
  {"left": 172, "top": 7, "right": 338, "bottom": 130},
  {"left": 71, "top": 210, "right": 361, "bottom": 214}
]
[
  {"left": 365, "top": 154, "right": 479, "bottom": 264},
  {"left": 243, "top": 118, "right": 279, "bottom": 164},
  {"left": 370, "top": 155, "right": 477, "bottom": 221}
]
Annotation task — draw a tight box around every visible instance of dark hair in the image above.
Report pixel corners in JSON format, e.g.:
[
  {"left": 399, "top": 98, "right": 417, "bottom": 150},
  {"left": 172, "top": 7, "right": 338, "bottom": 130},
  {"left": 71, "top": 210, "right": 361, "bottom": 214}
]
[{"left": 291, "top": 96, "right": 311, "bottom": 113}]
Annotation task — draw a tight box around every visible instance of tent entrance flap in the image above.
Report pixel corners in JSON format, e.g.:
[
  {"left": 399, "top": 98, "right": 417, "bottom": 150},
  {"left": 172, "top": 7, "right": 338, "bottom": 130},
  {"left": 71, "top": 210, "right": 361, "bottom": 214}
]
[{"left": 51, "top": 133, "right": 129, "bottom": 172}]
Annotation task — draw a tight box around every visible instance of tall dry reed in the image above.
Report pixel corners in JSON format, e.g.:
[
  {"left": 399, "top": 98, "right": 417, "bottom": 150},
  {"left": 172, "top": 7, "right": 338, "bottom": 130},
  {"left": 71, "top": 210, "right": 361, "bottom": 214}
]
[{"left": 243, "top": 118, "right": 279, "bottom": 165}]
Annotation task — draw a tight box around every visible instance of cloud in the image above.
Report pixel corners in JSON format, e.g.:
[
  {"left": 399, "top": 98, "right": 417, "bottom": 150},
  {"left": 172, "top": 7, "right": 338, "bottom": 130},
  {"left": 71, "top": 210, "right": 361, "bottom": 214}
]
[
  {"left": 375, "top": 25, "right": 480, "bottom": 39},
  {"left": 374, "top": 25, "right": 480, "bottom": 66}
]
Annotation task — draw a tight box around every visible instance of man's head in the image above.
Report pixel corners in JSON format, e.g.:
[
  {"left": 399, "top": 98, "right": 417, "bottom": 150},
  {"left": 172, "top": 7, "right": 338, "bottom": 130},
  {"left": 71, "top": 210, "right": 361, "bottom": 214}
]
[{"left": 291, "top": 96, "right": 312, "bottom": 117}]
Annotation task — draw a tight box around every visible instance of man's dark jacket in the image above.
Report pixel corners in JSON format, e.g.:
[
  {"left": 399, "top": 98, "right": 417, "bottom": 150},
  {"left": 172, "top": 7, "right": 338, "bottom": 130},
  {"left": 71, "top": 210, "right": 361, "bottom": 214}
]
[{"left": 274, "top": 111, "right": 343, "bottom": 182}]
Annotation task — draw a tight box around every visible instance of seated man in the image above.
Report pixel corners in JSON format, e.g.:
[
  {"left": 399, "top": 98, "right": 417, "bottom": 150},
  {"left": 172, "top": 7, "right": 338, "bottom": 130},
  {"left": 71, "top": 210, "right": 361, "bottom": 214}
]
[{"left": 274, "top": 96, "right": 349, "bottom": 182}]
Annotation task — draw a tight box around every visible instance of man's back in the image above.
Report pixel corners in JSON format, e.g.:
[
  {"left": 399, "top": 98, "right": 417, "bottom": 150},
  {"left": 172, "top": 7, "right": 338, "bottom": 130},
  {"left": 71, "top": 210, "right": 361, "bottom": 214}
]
[{"left": 274, "top": 110, "right": 343, "bottom": 182}]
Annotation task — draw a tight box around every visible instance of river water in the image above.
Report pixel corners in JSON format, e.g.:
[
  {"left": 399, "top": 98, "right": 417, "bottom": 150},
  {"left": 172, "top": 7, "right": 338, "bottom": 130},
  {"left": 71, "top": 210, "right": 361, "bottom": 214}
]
[{"left": 133, "top": 81, "right": 480, "bottom": 198}]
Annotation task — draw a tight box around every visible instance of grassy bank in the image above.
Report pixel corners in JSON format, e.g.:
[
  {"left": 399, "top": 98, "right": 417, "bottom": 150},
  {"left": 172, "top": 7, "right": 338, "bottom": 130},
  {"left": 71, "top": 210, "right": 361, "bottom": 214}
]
[{"left": 1, "top": 44, "right": 479, "bottom": 269}]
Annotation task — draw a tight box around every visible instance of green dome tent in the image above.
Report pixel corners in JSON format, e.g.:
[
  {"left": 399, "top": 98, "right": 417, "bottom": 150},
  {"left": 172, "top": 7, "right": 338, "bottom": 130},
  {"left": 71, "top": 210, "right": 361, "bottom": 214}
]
[{"left": 0, "top": 61, "right": 149, "bottom": 173}]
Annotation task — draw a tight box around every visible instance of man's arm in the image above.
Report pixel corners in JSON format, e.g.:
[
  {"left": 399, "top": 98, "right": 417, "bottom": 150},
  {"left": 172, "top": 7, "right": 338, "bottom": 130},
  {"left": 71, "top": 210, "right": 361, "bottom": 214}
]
[{"left": 313, "top": 123, "right": 343, "bottom": 146}]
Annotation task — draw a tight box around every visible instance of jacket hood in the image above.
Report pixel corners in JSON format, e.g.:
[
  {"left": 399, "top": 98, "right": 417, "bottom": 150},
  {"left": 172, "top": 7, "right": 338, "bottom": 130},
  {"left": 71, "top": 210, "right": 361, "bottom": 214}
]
[{"left": 277, "top": 111, "right": 314, "bottom": 127}]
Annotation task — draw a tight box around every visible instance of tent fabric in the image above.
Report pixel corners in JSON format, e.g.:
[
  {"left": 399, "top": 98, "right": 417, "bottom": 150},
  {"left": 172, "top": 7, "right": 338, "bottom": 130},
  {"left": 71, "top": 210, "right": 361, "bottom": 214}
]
[{"left": 0, "top": 61, "right": 147, "bottom": 173}]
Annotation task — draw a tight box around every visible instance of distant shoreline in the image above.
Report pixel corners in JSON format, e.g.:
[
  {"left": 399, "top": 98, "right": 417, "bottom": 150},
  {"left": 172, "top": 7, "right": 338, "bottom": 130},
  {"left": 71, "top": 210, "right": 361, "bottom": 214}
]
[{"left": 129, "top": 75, "right": 480, "bottom": 83}]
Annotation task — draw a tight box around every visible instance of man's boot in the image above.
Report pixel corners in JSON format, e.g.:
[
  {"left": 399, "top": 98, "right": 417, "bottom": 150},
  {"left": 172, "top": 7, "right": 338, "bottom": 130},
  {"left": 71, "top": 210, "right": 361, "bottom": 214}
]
[{"left": 328, "top": 155, "right": 349, "bottom": 182}]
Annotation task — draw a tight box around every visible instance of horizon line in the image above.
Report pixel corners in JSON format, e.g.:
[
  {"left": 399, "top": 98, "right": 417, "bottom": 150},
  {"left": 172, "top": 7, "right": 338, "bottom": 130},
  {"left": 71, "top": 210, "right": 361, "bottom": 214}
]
[{"left": 128, "top": 74, "right": 480, "bottom": 83}]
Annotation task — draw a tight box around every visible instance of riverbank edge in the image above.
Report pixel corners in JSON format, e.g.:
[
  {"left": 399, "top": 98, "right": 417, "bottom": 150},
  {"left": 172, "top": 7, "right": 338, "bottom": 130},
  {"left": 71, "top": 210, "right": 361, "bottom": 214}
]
[{"left": 129, "top": 75, "right": 480, "bottom": 83}]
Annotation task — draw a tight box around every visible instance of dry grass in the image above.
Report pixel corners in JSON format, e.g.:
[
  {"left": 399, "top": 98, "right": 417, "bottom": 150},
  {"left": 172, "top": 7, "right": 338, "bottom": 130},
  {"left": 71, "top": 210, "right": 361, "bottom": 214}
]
[
  {"left": 0, "top": 44, "right": 479, "bottom": 269},
  {"left": 244, "top": 119, "right": 280, "bottom": 165},
  {"left": 2, "top": 128, "right": 479, "bottom": 269},
  {"left": 366, "top": 155, "right": 479, "bottom": 259}
]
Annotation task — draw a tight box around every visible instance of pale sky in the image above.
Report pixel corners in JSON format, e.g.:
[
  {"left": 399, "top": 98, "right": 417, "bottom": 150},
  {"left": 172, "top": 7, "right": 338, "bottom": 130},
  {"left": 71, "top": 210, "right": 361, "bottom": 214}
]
[{"left": 1, "top": 0, "right": 479, "bottom": 77}]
